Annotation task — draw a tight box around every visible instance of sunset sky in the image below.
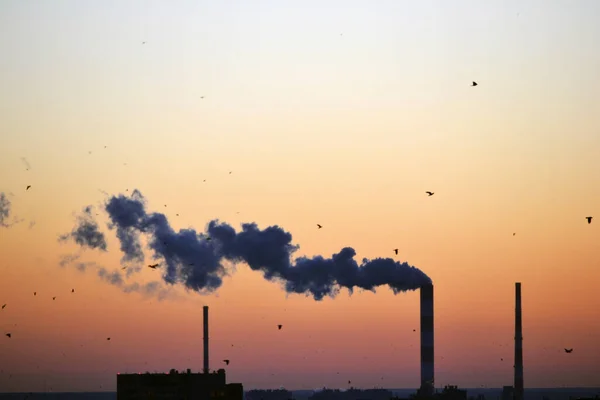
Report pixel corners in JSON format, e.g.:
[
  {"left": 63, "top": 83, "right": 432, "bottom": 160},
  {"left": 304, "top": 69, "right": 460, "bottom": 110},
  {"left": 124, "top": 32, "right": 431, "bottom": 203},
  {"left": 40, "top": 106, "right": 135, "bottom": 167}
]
[{"left": 1, "top": 0, "right": 600, "bottom": 393}]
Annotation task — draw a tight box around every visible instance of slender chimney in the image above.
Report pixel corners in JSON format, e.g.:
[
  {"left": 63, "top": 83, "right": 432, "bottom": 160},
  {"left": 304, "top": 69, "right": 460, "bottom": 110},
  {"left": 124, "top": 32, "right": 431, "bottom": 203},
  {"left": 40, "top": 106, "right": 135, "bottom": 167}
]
[
  {"left": 514, "top": 283, "right": 524, "bottom": 400},
  {"left": 203, "top": 306, "right": 209, "bottom": 373},
  {"left": 420, "top": 283, "right": 434, "bottom": 395}
]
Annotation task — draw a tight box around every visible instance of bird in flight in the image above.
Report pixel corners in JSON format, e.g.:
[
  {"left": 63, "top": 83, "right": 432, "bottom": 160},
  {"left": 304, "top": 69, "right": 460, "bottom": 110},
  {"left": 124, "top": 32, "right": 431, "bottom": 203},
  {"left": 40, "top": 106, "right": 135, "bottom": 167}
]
[
  {"left": 33, "top": 292, "right": 36, "bottom": 296},
  {"left": 5, "top": 333, "right": 11, "bottom": 338},
  {"left": 1, "top": 304, "right": 6, "bottom": 310},
  {"left": 564, "top": 348, "right": 573, "bottom": 353},
  {"left": 26, "top": 185, "right": 31, "bottom": 190},
  {"left": 586, "top": 216, "right": 593, "bottom": 224},
  {"left": 71, "top": 289, "right": 75, "bottom": 293},
  {"left": 317, "top": 224, "right": 322, "bottom": 229},
  {"left": 426, "top": 191, "right": 434, "bottom": 196},
  {"left": 121, "top": 266, "right": 126, "bottom": 270},
  {"left": 142, "top": 42, "right": 146, "bottom": 44},
  {"left": 205, "top": 236, "right": 212, "bottom": 241},
  {"left": 148, "top": 264, "right": 159, "bottom": 269},
  {"left": 472, "top": 81, "right": 478, "bottom": 86},
  {"left": 52, "top": 297, "right": 56, "bottom": 300},
  {"left": 223, "top": 359, "right": 230, "bottom": 365},
  {"left": 107, "top": 337, "right": 111, "bottom": 341},
  {"left": 394, "top": 249, "right": 398, "bottom": 255},
  {"left": 513, "top": 233, "right": 516, "bottom": 236},
  {"left": 277, "top": 324, "right": 282, "bottom": 330}
]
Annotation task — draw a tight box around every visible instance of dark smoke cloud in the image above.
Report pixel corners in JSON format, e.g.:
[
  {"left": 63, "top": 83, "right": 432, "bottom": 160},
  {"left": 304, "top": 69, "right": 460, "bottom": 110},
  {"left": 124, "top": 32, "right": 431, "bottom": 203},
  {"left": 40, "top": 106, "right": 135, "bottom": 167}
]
[
  {"left": 0, "top": 192, "right": 11, "bottom": 227},
  {"left": 58, "top": 254, "right": 176, "bottom": 301},
  {"left": 58, "top": 206, "right": 107, "bottom": 251},
  {"left": 0, "top": 192, "right": 23, "bottom": 228},
  {"left": 66, "top": 190, "right": 431, "bottom": 300},
  {"left": 59, "top": 253, "right": 81, "bottom": 267}
]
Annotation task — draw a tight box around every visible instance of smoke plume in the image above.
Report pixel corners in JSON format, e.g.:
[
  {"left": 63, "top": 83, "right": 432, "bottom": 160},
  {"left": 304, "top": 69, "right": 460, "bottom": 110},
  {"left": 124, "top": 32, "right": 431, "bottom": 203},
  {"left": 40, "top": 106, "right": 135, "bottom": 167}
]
[
  {"left": 0, "top": 192, "right": 25, "bottom": 228},
  {"left": 58, "top": 253, "right": 176, "bottom": 301},
  {"left": 0, "top": 192, "right": 11, "bottom": 227},
  {"left": 58, "top": 206, "right": 107, "bottom": 251},
  {"left": 63, "top": 190, "right": 431, "bottom": 300}
]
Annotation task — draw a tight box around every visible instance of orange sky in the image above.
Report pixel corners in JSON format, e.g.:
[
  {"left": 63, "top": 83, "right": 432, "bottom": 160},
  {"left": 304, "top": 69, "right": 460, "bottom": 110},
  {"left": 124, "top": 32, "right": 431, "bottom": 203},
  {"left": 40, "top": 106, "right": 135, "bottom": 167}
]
[{"left": 2, "top": 0, "right": 600, "bottom": 393}]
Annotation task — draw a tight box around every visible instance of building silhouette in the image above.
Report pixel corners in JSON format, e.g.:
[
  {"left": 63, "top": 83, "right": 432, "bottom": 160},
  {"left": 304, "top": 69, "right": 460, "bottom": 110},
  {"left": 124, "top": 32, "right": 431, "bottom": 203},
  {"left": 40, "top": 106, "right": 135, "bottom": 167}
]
[
  {"left": 246, "top": 389, "right": 294, "bottom": 400},
  {"left": 117, "top": 368, "right": 243, "bottom": 400},
  {"left": 503, "top": 386, "right": 515, "bottom": 400},
  {"left": 116, "top": 306, "right": 243, "bottom": 400},
  {"left": 309, "top": 388, "right": 393, "bottom": 400}
]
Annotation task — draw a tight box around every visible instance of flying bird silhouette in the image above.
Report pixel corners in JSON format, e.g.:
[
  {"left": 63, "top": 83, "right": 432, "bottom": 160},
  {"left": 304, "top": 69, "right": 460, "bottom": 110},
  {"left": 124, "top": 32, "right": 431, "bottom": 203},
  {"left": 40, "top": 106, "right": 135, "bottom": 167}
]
[
  {"left": 1, "top": 304, "right": 6, "bottom": 310},
  {"left": 52, "top": 297, "right": 56, "bottom": 300},
  {"left": 107, "top": 337, "right": 111, "bottom": 341},
  {"left": 586, "top": 216, "right": 593, "bottom": 224},
  {"left": 393, "top": 249, "right": 398, "bottom": 255},
  {"left": 426, "top": 191, "right": 434, "bottom": 196},
  {"left": 71, "top": 289, "right": 75, "bottom": 293},
  {"left": 277, "top": 324, "right": 282, "bottom": 330},
  {"left": 148, "top": 264, "right": 159, "bottom": 269},
  {"left": 472, "top": 81, "right": 478, "bottom": 86},
  {"left": 564, "top": 348, "right": 573, "bottom": 353},
  {"left": 33, "top": 292, "right": 36, "bottom": 296},
  {"left": 26, "top": 185, "right": 31, "bottom": 190},
  {"left": 5, "top": 333, "right": 11, "bottom": 338},
  {"left": 223, "top": 359, "right": 230, "bottom": 365},
  {"left": 317, "top": 224, "right": 322, "bottom": 229}
]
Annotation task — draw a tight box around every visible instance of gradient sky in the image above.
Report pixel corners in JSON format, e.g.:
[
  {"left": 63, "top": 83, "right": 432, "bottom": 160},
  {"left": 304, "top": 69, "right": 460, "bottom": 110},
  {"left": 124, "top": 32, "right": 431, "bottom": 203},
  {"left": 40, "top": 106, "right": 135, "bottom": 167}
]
[{"left": 1, "top": 0, "right": 600, "bottom": 393}]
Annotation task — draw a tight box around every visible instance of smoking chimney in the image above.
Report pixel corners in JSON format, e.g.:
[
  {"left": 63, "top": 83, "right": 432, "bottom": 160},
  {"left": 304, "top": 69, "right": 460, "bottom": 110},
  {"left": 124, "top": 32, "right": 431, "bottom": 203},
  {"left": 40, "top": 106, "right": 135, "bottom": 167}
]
[
  {"left": 420, "top": 283, "right": 434, "bottom": 395},
  {"left": 203, "top": 305, "right": 209, "bottom": 373},
  {"left": 514, "top": 283, "right": 524, "bottom": 400}
]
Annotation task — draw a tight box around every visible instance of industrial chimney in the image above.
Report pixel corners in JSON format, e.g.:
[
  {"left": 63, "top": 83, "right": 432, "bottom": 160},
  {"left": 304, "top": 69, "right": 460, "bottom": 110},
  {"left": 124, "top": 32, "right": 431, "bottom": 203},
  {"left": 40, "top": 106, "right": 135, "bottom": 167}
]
[
  {"left": 420, "top": 283, "right": 434, "bottom": 395},
  {"left": 203, "top": 305, "right": 209, "bottom": 373},
  {"left": 514, "top": 283, "right": 524, "bottom": 400}
]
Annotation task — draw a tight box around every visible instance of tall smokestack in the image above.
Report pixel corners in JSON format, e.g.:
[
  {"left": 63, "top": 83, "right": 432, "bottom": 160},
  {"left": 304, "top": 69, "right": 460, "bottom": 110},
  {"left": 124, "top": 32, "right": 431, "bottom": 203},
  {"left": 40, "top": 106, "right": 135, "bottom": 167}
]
[
  {"left": 514, "top": 283, "right": 524, "bottom": 400},
  {"left": 420, "top": 284, "right": 434, "bottom": 395},
  {"left": 203, "top": 305, "right": 209, "bottom": 373}
]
